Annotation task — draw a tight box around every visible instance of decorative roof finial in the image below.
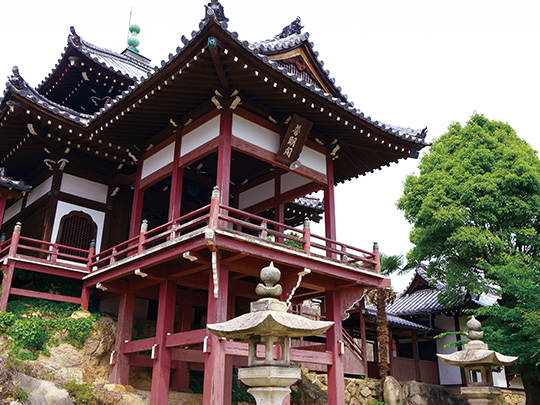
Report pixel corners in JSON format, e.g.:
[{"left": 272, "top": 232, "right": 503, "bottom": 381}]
[
  {"left": 276, "top": 16, "right": 303, "bottom": 39},
  {"left": 127, "top": 24, "right": 141, "bottom": 53},
  {"left": 204, "top": 0, "right": 229, "bottom": 23}
]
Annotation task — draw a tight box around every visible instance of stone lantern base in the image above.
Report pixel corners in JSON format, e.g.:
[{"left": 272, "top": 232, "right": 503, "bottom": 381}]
[{"left": 460, "top": 386, "right": 500, "bottom": 405}]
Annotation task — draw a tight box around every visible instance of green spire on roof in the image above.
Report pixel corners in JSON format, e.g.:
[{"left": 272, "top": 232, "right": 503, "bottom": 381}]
[{"left": 127, "top": 24, "right": 141, "bottom": 53}]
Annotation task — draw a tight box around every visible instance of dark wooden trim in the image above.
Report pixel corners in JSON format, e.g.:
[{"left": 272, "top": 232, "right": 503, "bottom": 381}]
[{"left": 57, "top": 192, "right": 108, "bottom": 212}]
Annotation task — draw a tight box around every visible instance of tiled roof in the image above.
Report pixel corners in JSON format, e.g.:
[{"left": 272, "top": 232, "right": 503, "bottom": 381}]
[
  {"left": 3, "top": 67, "right": 92, "bottom": 126},
  {"left": 37, "top": 26, "right": 153, "bottom": 92},
  {"left": 290, "top": 196, "right": 323, "bottom": 211},
  {"left": 0, "top": 168, "right": 31, "bottom": 192},
  {"left": 0, "top": 3, "right": 429, "bottom": 156},
  {"left": 387, "top": 264, "right": 498, "bottom": 316},
  {"left": 364, "top": 306, "right": 433, "bottom": 332}
]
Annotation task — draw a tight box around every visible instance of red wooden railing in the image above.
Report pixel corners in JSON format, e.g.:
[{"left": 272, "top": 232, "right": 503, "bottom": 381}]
[{"left": 1, "top": 188, "right": 380, "bottom": 274}]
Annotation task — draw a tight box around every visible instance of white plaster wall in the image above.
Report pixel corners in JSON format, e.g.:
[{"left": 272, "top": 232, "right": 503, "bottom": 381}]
[
  {"left": 298, "top": 147, "right": 327, "bottom": 175},
  {"left": 3, "top": 199, "right": 23, "bottom": 224},
  {"left": 281, "top": 172, "right": 311, "bottom": 194},
  {"left": 238, "top": 179, "right": 275, "bottom": 210},
  {"left": 26, "top": 176, "right": 53, "bottom": 207},
  {"left": 180, "top": 116, "right": 220, "bottom": 156},
  {"left": 232, "top": 115, "right": 281, "bottom": 153},
  {"left": 434, "top": 315, "right": 463, "bottom": 385},
  {"left": 60, "top": 174, "right": 108, "bottom": 204},
  {"left": 141, "top": 142, "right": 175, "bottom": 179},
  {"left": 51, "top": 201, "right": 105, "bottom": 252}
]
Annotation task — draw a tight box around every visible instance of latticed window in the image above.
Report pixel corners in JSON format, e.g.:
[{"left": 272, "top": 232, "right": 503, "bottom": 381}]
[{"left": 56, "top": 211, "right": 97, "bottom": 257}]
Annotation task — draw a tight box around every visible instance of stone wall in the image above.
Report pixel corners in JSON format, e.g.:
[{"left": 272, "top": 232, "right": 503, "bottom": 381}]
[{"left": 302, "top": 371, "right": 526, "bottom": 405}]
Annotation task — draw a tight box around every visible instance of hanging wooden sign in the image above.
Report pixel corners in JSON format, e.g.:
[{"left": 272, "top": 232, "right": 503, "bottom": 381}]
[{"left": 276, "top": 114, "right": 313, "bottom": 166}]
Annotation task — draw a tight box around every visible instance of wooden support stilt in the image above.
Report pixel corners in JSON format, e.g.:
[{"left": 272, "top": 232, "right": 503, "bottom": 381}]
[
  {"left": 202, "top": 261, "right": 230, "bottom": 405},
  {"left": 0, "top": 261, "right": 15, "bottom": 312},
  {"left": 80, "top": 282, "right": 90, "bottom": 311},
  {"left": 0, "top": 222, "right": 22, "bottom": 312},
  {"left": 109, "top": 291, "right": 135, "bottom": 385},
  {"left": 171, "top": 302, "right": 192, "bottom": 390},
  {"left": 150, "top": 280, "right": 177, "bottom": 405},
  {"left": 326, "top": 289, "right": 345, "bottom": 404}
]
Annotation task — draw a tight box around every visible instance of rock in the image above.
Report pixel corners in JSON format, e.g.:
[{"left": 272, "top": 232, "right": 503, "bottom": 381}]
[
  {"left": 360, "top": 386, "right": 372, "bottom": 397},
  {"left": 70, "top": 310, "right": 91, "bottom": 319},
  {"left": 16, "top": 373, "right": 72, "bottom": 405},
  {"left": 103, "top": 383, "right": 134, "bottom": 392},
  {"left": 383, "top": 376, "right": 403, "bottom": 405}
]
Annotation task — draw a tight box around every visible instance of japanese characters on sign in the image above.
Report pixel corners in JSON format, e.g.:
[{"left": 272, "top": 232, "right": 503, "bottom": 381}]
[{"left": 276, "top": 114, "right": 313, "bottom": 166}]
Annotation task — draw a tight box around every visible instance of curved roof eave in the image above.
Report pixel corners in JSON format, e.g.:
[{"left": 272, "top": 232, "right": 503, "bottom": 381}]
[
  {"left": 3, "top": 67, "right": 92, "bottom": 126},
  {"left": 82, "top": 15, "right": 429, "bottom": 149}
]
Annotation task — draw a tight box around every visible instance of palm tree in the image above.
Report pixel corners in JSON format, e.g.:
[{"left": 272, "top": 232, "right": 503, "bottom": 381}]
[{"left": 365, "top": 253, "right": 406, "bottom": 379}]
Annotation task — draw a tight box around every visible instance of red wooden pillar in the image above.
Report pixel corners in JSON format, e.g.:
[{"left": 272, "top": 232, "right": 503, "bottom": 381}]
[
  {"left": 203, "top": 260, "right": 231, "bottom": 405},
  {"left": 169, "top": 130, "right": 183, "bottom": 222},
  {"left": 109, "top": 291, "right": 135, "bottom": 385},
  {"left": 324, "top": 154, "right": 337, "bottom": 258},
  {"left": 129, "top": 163, "right": 145, "bottom": 238},
  {"left": 150, "top": 279, "right": 177, "bottom": 404},
  {"left": 171, "top": 302, "right": 192, "bottom": 390},
  {"left": 326, "top": 289, "right": 345, "bottom": 404},
  {"left": 217, "top": 109, "right": 233, "bottom": 208}
]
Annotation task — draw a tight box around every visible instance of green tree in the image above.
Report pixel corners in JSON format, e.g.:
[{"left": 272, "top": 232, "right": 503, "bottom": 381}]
[{"left": 398, "top": 113, "right": 540, "bottom": 402}]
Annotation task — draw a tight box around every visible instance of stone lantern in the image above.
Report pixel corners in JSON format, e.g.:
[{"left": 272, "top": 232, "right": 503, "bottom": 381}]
[
  {"left": 207, "top": 262, "right": 334, "bottom": 405},
  {"left": 437, "top": 316, "right": 518, "bottom": 405}
]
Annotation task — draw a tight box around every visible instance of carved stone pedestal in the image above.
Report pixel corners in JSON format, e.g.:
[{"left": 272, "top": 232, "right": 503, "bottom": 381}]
[
  {"left": 238, "top": 366, "right": 301, "bottom": 405},
  {"left": 460, "top": 386, "right": 500, "bottom": 405}
]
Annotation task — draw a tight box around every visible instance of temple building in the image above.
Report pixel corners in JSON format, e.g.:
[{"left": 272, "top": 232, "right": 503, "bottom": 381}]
[{"left": 0, "top": 2, "right": 428, "bottom": 404}]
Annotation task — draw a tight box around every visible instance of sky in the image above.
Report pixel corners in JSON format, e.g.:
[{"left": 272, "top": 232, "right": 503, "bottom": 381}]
[{"left": 1, "top": 0, "right": 539, "bottom": 291}]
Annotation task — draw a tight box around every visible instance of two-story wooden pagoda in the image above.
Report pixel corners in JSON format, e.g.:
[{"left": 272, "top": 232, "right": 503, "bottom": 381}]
[{"left": 0, "top": 2, "right": 428, "bottom": 404}]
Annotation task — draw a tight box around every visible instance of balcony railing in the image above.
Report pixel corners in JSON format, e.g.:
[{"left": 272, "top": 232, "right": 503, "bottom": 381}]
[{"left": 0, "top": 187, "right": 380, "bottom": 275}]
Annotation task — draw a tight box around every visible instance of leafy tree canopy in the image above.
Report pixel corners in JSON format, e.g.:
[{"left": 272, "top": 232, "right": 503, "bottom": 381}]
[
  {"left": 398, "top": 113, "right": 540, "bottom": 305},
  {"left": 398, "top": 113, "right": 540, "bottom": 401}
]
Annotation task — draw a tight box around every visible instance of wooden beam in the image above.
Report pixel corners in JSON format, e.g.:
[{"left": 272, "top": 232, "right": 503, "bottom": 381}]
[
  {"left": 9, "top": 287, "right": 82, "bottom": 305},
  {"left": 208, "top": 37, "right": 229, "bottom": 91}
]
